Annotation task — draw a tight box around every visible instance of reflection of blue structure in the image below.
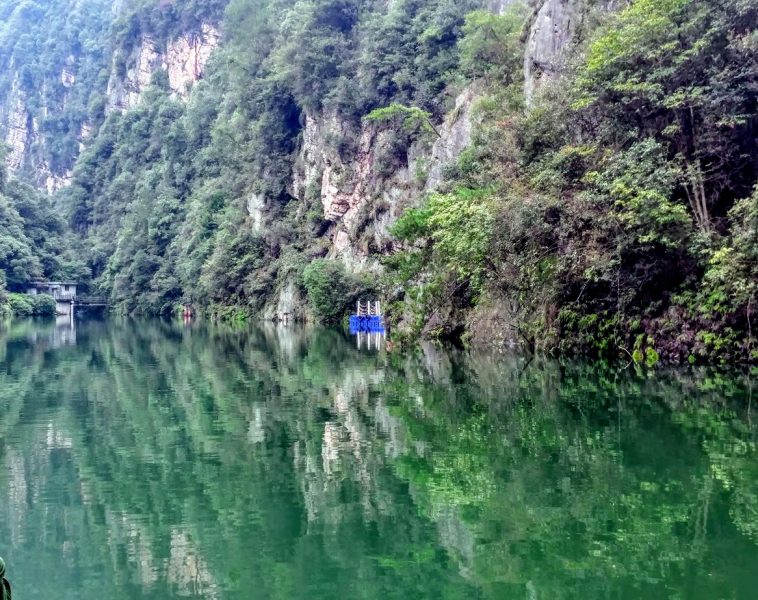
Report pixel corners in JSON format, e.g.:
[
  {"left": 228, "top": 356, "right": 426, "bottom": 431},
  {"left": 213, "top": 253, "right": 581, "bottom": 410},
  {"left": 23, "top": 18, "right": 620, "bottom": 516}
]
[{"left": 350, "top": 315, "right": 385, "bottom": 334}]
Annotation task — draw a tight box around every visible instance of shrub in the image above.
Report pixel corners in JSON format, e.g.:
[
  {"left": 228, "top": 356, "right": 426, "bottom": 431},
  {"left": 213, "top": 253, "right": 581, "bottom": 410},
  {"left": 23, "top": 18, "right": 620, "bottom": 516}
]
[
  {"left": 7, "top": 293, "right": 57, "bottom": 317},
  {"left": 8, "top": 294, "right": 34, "bottom": 317},
  {"left": 302, "top": 259, "right": 351, "bottom": 325},
  {"left": 31, "top": 294, "right": 57, "bottom": 316}
]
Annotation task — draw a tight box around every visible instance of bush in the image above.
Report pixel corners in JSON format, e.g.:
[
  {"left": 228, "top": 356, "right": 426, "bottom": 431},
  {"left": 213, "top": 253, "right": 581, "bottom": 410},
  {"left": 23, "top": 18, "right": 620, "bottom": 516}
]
[
  {"left": 31, "top": 294, "right": 57, "bottom": 316},
  {"left": 8, "top": 294, "right": 34, "bottom": 317},
  {"left": 302, "top": 259, "right": 351, "bottom": 325},
  {"left": 7, "top": 293, "right": 57, "bottom": 317}
]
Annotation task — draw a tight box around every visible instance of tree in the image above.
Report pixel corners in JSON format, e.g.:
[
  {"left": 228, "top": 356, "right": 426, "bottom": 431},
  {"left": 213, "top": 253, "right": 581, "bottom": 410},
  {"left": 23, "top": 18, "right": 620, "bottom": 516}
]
[
  {"left": 302, "top": 259, "right": 351, "bottom": 324},
  {"left": 458, "top": 6, "right": 527, "bottom": 86},
  {"left": 574, "top": 0, "right": 758, "bottom": 236},
  {"left": 365, "top": 103, "right": 441, "bottom": 138}
]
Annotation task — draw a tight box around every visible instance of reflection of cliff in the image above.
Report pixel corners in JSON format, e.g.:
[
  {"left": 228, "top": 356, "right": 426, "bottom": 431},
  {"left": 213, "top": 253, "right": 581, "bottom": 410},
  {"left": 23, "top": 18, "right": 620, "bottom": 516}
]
[{"left": 1, "top": 321, "right": 758, "bottom": 599}]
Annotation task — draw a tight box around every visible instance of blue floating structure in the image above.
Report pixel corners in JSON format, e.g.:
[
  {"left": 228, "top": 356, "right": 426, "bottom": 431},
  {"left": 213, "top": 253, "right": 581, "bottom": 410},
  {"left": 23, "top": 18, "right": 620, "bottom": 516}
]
[
  {"left": 350, "top": 300, "right": 386, "bottom": 335},
  {"left": 350, "top": 315, "right": 385, "bottom": 334}
]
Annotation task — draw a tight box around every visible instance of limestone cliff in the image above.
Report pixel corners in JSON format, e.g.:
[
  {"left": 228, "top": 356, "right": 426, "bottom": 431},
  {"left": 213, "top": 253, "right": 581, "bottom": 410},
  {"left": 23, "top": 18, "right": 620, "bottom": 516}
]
[
  {"left": 264, "top": 0, "right": 593, "bottom": 323},
  {"left": 257, "top": 88, "right": 478, "bottom": 321},
  {"left": 1, "top": 15, "right": 220, "bottom": 187},
  {"left": 492, "top": 0, "right": 586, "bottom": 100},
  {"left": 0, "top": 0, "right": 114, "bottom": 186},
  {"left": 291, "top": 86, "right": 478, "bottom": 269},
  {"left": 523, "top": 0, "right": 579, "bottom": 100},
  {"left": 284, "top": 0, "right": 591, "bottom": 275},
  {"left": 4, "top": 84, "right": 31, "bottom": 174},
  {"left": 106, "top": 24, "right": 220, "bottom": 113}
]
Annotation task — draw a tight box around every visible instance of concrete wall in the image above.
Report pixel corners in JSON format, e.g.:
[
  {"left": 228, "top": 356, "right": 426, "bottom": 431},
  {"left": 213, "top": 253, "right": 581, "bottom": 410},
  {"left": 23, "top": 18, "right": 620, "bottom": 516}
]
[{"left": 56, "top": 300, "right": 73, "bottom": 316}]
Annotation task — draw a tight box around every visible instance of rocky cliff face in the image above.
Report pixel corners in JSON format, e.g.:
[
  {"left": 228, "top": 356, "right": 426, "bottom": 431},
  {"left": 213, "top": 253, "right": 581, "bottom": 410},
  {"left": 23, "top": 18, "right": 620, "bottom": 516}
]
[
  {"left": 4, "top": 85, "right": 31, "bottom": 174},
  {"left": 265, "top": 0, "right": 590, "bottom": 322},
  {"left": 523, "top": 0, "right": 579, "bottom": 100},
  {"left": 0, "top": 0, "right": 114, "bottom": 186},
  {"left": 1, "top": 83, "right": 72, "bottom": 192},
  {"left": 491, "top": 0, "right": 585, "bottom": 101},
  {"left": 258, "top": 88, "right": 478, "bottom": 321},
  {"left": 1, "top": 19, "right": 220, "bottom": 186},
  {"left": 106, "top": 24, "right": 220, "bottom": 113},
  {"left": 286, "top": 0, "right": 588, "bottom": 270},
  {"left": 292, "top": 86, "right": 478, "bottom": 268}
]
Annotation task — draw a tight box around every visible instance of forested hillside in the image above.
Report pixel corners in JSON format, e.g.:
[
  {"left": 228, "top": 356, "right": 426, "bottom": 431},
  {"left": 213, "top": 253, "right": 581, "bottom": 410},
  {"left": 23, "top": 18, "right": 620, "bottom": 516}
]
[{"left": 1, "top": 0, "right": 757, "bottom": 363}]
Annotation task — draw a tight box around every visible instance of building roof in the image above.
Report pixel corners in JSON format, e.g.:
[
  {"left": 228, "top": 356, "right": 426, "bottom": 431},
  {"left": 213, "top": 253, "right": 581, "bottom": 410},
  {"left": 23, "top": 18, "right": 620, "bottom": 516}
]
[{"left": 30, "top": 281, "right": 78, "bottom": 286}]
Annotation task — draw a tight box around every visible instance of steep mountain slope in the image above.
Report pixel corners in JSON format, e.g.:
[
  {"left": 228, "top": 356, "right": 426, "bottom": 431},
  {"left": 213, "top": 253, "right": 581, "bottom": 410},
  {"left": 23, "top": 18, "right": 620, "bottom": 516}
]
[{"left": 0, "top": 0, "right": 114, "bottom": 190}]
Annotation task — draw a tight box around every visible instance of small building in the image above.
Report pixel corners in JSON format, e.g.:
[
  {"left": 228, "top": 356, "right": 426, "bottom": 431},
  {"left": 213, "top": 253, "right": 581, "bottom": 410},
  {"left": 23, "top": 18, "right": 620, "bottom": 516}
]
[{"left": 27, "top": 281, "right": 78, "bottom": 300}]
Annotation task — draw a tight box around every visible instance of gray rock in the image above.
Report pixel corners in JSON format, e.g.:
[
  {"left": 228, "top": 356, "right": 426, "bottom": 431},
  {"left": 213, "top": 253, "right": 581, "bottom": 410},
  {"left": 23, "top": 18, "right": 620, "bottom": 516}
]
[{"left": 524, "top": 0, "right": 579, "bottom": 102}]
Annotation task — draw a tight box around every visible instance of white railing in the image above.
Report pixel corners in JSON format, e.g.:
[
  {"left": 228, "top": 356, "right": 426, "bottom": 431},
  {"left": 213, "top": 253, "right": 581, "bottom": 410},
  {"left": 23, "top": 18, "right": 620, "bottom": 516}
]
[
  {"left": 356, "top": 300, "right": 381, "bottom": 316},
  {"left": 52, "top": 292, "right": 76, "bottom": 301}
]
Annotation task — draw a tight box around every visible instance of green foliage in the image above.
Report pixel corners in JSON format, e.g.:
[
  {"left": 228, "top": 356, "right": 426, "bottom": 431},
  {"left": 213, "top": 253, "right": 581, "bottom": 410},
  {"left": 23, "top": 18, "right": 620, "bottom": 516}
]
[
  {"left": 34, "top": 294, "right": 57, "bottom": 316},
  {"left": 391, "top": 188, "right": 493, "bottom": 286},
  {"left": 0, "top": 178, "right": 73, "bottom": 292},
  {"left": 458, "top": 6, "right": 527, "bottom": 85},
  {"left": 426, "top": 188, "right": 494, "bottom": 286},
  {"left": 7, "top": 293, "right": 56, "bottom": 317},
  {"left": 357, "top": 0, "right": 483, "bottom": 115},
  {"left": 7, "top": 293, "right": 32, "bottom": 317},
  {"left": 1, "top": 0, "right": 757, "bottom": 362},
  {"left": 587, "top": 140, "right": 690, "bottom": 249},
  {"left": 49, "top": 0, "right": 494, "bottom": 322},
  {"left": 574, "top": 0, "right": 758, "bottom": 234},
  {"left": 365, "top": 104, "right": 439, "bottom": 139},
  {"left": 387, "top": 0, "right": 758, "bottom": 360},
  {"left": 302, "top": 259, "right": 352, "bottom": 325},
  {"left": 389, "top": 207, "right": 431, "bottom": 241}
]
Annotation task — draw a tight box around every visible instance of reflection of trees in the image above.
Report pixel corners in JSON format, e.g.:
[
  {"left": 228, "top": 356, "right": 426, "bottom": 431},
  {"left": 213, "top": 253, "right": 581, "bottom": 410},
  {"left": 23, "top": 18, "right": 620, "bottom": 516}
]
[
  {"left": 385, "top": 351, "right": 758, "bottom": 598},
  {"left": 0, "top": 322, "right": 474, "bottom": 599},
  {"left": 1, "top": 321, "right": 758, "bottom": 599}
]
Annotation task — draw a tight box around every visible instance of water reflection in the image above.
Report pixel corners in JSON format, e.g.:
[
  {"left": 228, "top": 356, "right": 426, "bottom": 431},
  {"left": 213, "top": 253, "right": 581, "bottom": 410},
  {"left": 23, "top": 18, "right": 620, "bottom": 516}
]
[{"left": 0, "top": 319, "right": 757, "bottom": 599}]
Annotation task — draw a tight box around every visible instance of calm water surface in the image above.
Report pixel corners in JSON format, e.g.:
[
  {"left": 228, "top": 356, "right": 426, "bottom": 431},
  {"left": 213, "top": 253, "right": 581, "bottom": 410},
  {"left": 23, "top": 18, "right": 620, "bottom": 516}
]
[{"left": 1, "top": 318, "right": 758, "bottom": 599}]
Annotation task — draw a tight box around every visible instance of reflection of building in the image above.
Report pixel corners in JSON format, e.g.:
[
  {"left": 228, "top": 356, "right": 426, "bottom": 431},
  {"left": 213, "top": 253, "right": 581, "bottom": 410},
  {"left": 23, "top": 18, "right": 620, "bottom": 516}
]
[
  {"left": 25, "top": 318, "right": 77, "bottom": 348},
  {"left": 53, "top": 316, "right": 76, "bottom": 347}
]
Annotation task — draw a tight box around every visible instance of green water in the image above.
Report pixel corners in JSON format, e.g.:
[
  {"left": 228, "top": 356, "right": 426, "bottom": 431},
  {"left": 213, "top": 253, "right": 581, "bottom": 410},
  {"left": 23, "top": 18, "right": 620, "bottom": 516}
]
[{"left": 1, "top": 319, "right": 758, "bottom": 599}]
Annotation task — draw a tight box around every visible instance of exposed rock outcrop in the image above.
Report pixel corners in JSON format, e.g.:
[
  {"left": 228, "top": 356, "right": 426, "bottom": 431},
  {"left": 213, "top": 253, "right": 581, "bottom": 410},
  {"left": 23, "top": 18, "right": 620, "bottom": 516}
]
[
  {"left": 261, "top": 278, "right": 309, "bottom": 323},
  {"left": 3, "top": 64, "right": 85, "bottom": 183},
  {"left": 43, "top": 169, "right": 73, "bottom": 195},
  {"left": 3, "top": 88, "right": 74, "bottom": 189},
  {"left": 492, "top": 0, "right": 585, "bottom": 101},
  {"left": 523, "top": 0, "right": 578, "bottom": 101},
  {"left": 61, "top": 55, "right": 77, "bottom": 87},
  {"left": 5, "top": 92, "right": 31, "bottom": 173},
  {"left": 419, "top": 84, "right": 478, "bottom": 191},
  {"left": 165, "top": 24, "right": 220, "bottom": 98},
  {"left": 106, "top": 24, "right": 220, "bottom": 112},
  {"left": 291, "top": 86, "right": 478, "bottom": 273},
  {"left": 247, "top": 192, "right": 266, "bottom": 233}
]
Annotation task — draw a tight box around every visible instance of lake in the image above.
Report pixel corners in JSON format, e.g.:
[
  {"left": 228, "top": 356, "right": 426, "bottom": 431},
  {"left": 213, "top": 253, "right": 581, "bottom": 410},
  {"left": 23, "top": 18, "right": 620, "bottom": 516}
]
[{"left": 1, "top": 318, "right": 757, "bottom": 599}]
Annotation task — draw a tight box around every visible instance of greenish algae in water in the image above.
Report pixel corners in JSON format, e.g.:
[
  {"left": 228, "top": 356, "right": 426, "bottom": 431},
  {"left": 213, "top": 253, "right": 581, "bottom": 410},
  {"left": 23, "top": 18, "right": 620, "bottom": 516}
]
[{"left": 0, "top": 318, "right": 757, "bottom": 599}]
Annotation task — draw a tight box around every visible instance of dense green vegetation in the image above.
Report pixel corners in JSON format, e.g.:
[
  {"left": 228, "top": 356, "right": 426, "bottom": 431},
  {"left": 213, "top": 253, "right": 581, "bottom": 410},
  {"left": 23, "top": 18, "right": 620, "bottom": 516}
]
[
  {"left": 0, "top": 0, "right": 113, "bottom": 179},
  {"left": 0, "top": 156, "right": 87, "bottom": 316},
  {"left": 56, "top": 0, "right": 486, "bottom": 318},
  {"left": 388, "top": 0, "right": 758, "bottom": 362},
  {"left": 1, "top": 0, "right": 758, "bottom": 361}
]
